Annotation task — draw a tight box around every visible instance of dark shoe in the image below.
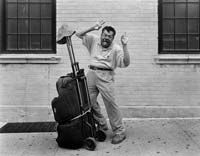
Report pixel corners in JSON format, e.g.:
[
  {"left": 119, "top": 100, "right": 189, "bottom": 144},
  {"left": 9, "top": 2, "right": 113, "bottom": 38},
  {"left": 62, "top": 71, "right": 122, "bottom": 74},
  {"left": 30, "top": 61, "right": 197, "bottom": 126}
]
[{"left": 111, "top": 134, "right": 126, "bottom": 144}]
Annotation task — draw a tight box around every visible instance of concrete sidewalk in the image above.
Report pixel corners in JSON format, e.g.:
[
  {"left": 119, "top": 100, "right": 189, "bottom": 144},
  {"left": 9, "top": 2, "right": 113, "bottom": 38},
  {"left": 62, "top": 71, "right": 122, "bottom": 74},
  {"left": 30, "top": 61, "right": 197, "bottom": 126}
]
[{"left": 0, "top": 119, "right": 200, "bottom": 156}]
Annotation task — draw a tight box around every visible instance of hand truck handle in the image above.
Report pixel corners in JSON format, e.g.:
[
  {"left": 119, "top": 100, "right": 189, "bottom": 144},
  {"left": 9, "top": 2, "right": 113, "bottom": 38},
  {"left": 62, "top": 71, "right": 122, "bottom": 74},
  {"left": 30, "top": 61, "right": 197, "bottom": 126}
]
[{"left": 65, "top": 35, "right": 80, "bottom": 76}]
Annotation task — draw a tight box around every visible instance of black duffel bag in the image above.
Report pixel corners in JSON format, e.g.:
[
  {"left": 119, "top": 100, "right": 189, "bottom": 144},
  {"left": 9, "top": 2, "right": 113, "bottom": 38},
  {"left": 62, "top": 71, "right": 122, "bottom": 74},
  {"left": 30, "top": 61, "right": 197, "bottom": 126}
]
[{"left": 56, "top": 118, "right": 83, "bottom": 149}]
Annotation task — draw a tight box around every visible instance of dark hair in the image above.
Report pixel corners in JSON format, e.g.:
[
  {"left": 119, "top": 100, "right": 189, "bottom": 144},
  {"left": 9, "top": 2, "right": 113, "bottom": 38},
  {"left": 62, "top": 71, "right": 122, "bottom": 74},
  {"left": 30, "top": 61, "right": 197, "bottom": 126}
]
[{"left": 102, "top": 26, "right": 116, "bottom": 37}]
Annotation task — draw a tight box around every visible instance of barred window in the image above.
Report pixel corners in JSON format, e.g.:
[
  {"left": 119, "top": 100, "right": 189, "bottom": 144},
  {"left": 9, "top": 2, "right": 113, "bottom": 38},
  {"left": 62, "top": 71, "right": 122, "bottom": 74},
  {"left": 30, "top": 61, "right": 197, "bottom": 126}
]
[
  {"left": 3, "top": 0, "right": 56, "bottom": 54},
  {"left": 159, "top": 0, "right": 200, "bottom": 54}
]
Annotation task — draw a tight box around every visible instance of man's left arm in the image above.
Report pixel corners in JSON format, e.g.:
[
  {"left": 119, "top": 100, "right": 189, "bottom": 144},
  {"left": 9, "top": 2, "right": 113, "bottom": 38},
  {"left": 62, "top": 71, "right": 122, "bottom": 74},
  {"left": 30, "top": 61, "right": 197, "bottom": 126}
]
[{"left": 121, "top": 33, "right": 130, "bottom": 67}]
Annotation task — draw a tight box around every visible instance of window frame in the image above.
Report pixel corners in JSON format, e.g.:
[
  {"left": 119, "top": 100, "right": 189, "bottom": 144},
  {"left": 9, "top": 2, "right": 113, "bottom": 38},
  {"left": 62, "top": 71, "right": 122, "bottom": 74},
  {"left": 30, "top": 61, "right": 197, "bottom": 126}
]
[
  {"left": 2, "top": 0, "right": 56, "bottom": 54},
  {"left": 158, "top": 0, "right": 200, "bottom": 54}
]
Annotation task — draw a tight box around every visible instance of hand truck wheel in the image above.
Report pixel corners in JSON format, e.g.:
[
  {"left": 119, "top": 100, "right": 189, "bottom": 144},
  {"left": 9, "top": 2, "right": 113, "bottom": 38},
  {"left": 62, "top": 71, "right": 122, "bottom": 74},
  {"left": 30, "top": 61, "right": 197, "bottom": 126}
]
[
  {"left": 96, "top": 130, "right": 107, "bottom": 142},
  {"left": 83, "top": 137, "right": 96, "bottom": 151}
]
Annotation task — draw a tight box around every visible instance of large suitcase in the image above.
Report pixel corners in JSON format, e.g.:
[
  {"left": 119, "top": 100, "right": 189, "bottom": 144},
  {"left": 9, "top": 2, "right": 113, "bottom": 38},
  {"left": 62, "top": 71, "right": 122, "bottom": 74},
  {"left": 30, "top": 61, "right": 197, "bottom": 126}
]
[{"left": 51, "top": 25, "right": 106, "bottom": 150}]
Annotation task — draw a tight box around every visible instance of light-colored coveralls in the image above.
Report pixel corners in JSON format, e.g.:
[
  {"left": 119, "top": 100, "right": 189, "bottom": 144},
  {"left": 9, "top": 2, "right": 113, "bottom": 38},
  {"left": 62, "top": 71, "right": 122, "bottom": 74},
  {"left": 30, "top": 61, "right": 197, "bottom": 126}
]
[{"left": 82, "top": 33, "right": 126, "bottom": 135}]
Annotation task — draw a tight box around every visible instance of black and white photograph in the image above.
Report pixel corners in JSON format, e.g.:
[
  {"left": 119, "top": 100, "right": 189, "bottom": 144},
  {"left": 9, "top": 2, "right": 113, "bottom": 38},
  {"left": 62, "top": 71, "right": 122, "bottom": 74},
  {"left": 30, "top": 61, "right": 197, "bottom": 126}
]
[{"left": 0, "top": 0, "right": 200, "bottom": 155}]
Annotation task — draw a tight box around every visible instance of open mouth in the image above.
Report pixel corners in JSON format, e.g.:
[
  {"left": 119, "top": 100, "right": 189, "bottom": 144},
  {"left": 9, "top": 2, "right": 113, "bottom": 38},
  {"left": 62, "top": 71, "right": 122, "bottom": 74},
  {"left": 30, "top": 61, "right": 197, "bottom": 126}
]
[
  {"left": 102, "top": 39, "right": 110, "bottom": 46},
  {"left": 103, "top": 39, "right": 110, "bottom": 43}
]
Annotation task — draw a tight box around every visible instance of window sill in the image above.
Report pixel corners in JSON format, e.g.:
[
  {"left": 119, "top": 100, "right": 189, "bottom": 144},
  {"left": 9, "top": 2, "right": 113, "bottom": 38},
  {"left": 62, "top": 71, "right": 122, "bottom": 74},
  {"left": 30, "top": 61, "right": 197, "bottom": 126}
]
[
  {"left": 0, "top": 54, "right": 61, "bottom": 64},
  {"left": 154, "top": 54, "right": 200, "bottom": 64}
]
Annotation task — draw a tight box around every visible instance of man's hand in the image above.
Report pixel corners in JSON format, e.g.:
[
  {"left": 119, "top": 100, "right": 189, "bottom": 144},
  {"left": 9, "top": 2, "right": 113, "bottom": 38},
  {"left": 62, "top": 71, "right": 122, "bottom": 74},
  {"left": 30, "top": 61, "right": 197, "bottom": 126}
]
[
  {"left": 121, "top": 32, "right": 128, "bottom": 46},
  {"left": 76, "top": 20, "right": 105, "bottom": 39},
  {"left": 121, "top": 32, "right": 130, "bottom": 66},
  {"left": 93, "top": 20, "right": 105, "bottom": 30}
]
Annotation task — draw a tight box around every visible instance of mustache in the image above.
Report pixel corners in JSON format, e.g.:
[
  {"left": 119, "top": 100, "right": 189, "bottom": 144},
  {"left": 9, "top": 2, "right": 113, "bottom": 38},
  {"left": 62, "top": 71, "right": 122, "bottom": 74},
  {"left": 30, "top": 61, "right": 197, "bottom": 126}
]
[{"left": 102, "top": 38, "right": 110, "bottom": 43}]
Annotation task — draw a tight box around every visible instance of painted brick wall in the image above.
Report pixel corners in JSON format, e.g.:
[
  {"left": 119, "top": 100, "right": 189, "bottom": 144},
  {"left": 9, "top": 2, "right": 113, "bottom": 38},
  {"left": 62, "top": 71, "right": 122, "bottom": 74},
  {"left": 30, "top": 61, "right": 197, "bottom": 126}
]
[
  {"left": 0, "top": 0, "right": 200, "bottom": 121},
  {"left": 56, "top": 0, "right": 200, "bottom": 107},
  {"left": 56, "top": 0, "right": 159, "bottom": 106}
]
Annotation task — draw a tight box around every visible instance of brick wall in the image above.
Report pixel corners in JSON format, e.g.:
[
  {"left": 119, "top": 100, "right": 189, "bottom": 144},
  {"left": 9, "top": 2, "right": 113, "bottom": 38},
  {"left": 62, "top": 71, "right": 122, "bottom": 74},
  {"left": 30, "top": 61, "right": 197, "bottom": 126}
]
[
  {"left": 56, "top": 0, "right": 200, "bottom": 106},
  {"left": 57, "top": 0, "right": 158, "bottom": 105},
  {"left": 0, "top": 0, "right": 200, "bottom": 121}
]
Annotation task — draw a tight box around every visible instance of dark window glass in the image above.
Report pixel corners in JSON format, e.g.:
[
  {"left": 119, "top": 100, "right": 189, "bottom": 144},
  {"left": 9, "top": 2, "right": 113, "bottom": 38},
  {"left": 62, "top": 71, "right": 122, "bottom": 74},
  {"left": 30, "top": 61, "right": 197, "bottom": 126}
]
[
  {"left": 163, "top": 34, "right": 174, "bottom": 50},
  {"left": 31, "top": 35, "right": 40, "bottom": 49},
  {"left": 41, "top": 20, "right": 51, "bottom": 33},
  {"left": 175, "top": 35, "right": 187, "bottom": 49},
  {"left": 175, "top": 3, "right": 186, "bottom": 17},
  {"left": 30, "top": 20, "right": 40, "bottom": 34},
  {"left": 175, "top": 19, "right": 187, "bottom": 33},
  {"left": 41, "top": 4, "right": 52, "bottom": 17},
  {"left": 18, "top": 4, "right": 29, "bottom": 18},
  {"left": 163, "top": 20, "right": 174, "bottom": 33},
  {"left": 29, "top": 0, "right": 40, "bottom": 2},
  {"left": 7, "top": 35, "right": 17, "bottom": 49},
  {"left": 188, "top": 35, "right": 199, "bottom": 49},
  {"left": 18, "top": 20, "right": 29, "bottom": 33},
  {"left": 188, "top": 20, "right": 199, "bottom": 33},
  {"left": 30, "top": 4, "right": 40, "bottom": 18},
  {"left": 163, "top": 4, "right": 174, "bottom": 17},
  {"left": 7, "top": 4, "right": 17, "bottom": 18},
  {"left": 8, "top": 19, "right": 17, "bottom": 33},
  {"left": 18, "top": 35, "right": 29, "bottom": 49},
  {"left": 41, "top": 35, "right": 52, "bottom": 49},
  {"left": 188, "top": 4, "right": 199, "bottom": 17}
]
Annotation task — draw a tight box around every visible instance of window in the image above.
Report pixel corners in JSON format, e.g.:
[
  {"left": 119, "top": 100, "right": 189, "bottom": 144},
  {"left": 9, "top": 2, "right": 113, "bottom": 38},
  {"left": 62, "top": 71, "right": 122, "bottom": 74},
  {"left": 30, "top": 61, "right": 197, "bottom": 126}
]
[
  {"left": 3, "top": 0, "right": 56, "bottom": 54},
  {"left": 159, "top": 0, "right": 200, "bottom": 54}
]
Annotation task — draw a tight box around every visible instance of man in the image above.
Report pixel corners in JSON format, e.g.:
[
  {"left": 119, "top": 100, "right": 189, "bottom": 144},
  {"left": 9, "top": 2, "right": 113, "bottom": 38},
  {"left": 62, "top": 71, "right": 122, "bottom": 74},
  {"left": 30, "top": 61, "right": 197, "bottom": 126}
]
[{"left": 76, "top": 21, "right": 130, "bottom": 144}]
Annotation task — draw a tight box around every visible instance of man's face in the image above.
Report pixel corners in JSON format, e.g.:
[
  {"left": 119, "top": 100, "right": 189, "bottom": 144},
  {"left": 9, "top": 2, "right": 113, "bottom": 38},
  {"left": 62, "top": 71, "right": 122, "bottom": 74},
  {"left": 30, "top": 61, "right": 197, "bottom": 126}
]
[{"left": 100, "top": 30, "right": 114, "bottom": 48}]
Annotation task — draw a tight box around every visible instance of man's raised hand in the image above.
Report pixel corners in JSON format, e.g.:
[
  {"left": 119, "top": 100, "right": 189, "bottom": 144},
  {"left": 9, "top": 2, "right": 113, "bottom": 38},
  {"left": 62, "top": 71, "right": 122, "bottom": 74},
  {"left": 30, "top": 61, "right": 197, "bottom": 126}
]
[
  {"left": 121, "top": 32, "right": 128, "bottom": 46},
  {"left": 93, "top": 20, "right": 105, "bottom": 30}
]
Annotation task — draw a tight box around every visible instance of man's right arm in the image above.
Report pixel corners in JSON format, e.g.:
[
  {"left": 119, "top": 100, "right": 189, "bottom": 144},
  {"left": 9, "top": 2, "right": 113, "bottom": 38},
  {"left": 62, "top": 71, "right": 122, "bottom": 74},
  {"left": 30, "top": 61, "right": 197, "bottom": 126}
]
[{"left": 76, "top": 20, "right": 105, "bottom": 39}]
